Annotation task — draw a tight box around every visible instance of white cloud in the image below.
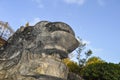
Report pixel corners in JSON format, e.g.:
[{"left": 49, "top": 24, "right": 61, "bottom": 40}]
[
  {"left": 63, "top": 0, "right": 85, "bottom": 5},
  {"left": 32, "top": 0, "right": 44, "bottom": 8},
  {"left": 30, "top": 18, "right": 41, "bottom": 26},
  {"left": 93, "top": 48, "right": 103, "bottom": 53},
  {"left": 97, "top": 0, "right": 105, "bottom": 7},
  {"left": 82, "top": 40, "right": 91, "bottom": 45}
]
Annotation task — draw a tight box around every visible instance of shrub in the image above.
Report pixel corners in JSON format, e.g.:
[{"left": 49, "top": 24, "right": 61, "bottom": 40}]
[
  {"left": 63, "top": 58, "right": 81, "bottom": 75},
  {"left": 81, "top": 63, "right": 120, "bottom": 80}
]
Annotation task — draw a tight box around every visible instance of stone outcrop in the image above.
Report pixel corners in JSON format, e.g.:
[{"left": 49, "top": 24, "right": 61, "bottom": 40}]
[
  {"left": 0, "top": 21, "right": 80, "bottom": 80},
  {"left": 68, "top": 72, "right": 84, "bottom": 80}
]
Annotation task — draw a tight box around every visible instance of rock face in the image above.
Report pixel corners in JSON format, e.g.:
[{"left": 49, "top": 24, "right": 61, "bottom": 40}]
[
  {"left": 0, "top": 21, "right": 79, "bottom": 80},
  {"left": 67, "top": 72, "right": 84, "bottom": 80}
]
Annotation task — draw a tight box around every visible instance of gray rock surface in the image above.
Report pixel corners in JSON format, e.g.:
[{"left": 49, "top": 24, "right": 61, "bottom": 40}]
[
  {"left": 68, "top": 72, "right": 84, "bottom": 80},
  {"left": 0, "top": 21, "right": 80, "bottom": 80}
]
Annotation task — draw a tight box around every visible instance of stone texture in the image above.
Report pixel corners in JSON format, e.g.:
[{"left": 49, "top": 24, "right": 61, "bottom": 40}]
[
  {"left": 0, "top": 21, "right": 80, "bottom": 80},
  {"left": 68, "top": 72, "right": 84, "bottom": 80}
]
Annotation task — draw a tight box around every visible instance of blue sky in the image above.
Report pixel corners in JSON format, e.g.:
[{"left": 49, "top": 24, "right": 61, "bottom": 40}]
[{"left": 0, "top": 0, "right": 120, "bottom": 63}]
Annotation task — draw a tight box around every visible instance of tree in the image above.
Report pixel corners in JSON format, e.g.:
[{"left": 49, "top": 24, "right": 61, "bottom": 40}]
[
  {"left": 81, "top": 63, "right": 120, "bottom": 80},
  {"left": 63, "top": 58, "right": 81, "bottom": 75},
  {"left": 75, "top": 37, "right": 92, "bottom": 67},
  {"left": 85, "top": 56, "right": 105, "bottom": 66}
]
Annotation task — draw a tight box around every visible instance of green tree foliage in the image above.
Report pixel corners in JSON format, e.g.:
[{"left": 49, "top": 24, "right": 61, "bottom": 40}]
[
  {"left": 86, "top": 56, "right": 105, "bottom": 66},
  {"left": 81, "top": 63, "right": 120, "bottom": 80},
  {"left": 63, "top": 58, "right": 81, "bottom": 75},
  {"left": 65, "top": 37, "right": 120, "bottom": 80}
]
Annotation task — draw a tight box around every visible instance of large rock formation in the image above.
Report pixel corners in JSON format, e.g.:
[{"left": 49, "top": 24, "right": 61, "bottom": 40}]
[{"left": 0, "top": 21, "right": 80, "bottom": 80}]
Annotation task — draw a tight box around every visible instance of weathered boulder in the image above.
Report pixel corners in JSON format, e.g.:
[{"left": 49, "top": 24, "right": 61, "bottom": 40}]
[{"left": 0, "top": 21, "right": 79, "bottom": 80}]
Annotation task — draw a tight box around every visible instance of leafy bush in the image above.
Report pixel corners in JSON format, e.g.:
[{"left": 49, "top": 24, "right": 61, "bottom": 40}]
[
  {"left": 63, "top": 58, "right": 81, "bottom": 75},
  {"left": 81, "top": 63, "right": 120, "bottom": 80},
  {"left": 85, "top": 56, "right": 105, "bottom": 66}
]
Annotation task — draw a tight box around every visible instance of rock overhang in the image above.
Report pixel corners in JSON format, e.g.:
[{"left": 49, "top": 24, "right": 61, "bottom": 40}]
[{"left": 33, "top": 21, "right": 79, "bottom": 58}]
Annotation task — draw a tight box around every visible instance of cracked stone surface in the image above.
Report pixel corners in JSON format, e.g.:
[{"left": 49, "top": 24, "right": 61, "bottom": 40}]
[{"left": 0, "top": 21, "right": 80, "bottom": 80}]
